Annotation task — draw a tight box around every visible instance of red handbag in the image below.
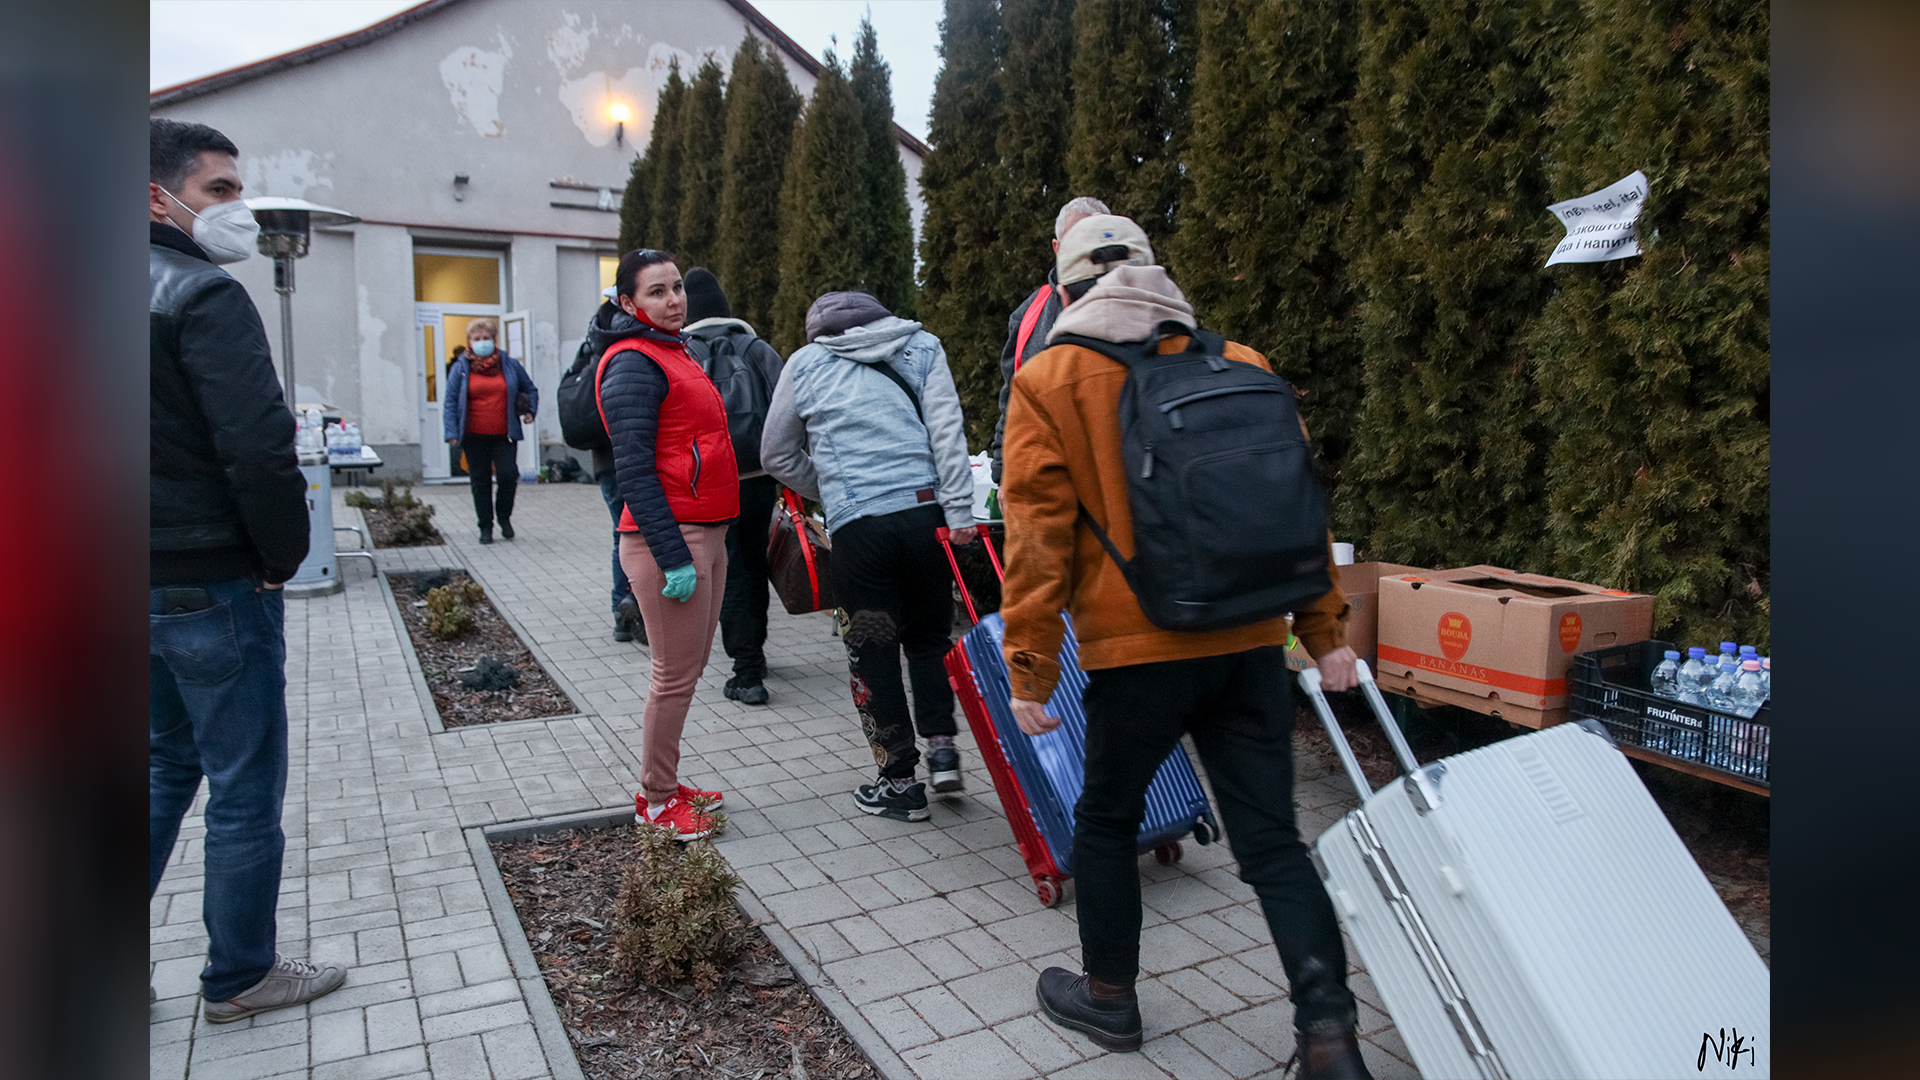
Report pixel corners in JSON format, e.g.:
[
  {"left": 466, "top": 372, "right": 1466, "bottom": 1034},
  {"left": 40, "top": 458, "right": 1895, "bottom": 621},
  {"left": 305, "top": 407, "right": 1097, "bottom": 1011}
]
[{"left": 767, "top": 488, "right": 835, "bottom": 614}]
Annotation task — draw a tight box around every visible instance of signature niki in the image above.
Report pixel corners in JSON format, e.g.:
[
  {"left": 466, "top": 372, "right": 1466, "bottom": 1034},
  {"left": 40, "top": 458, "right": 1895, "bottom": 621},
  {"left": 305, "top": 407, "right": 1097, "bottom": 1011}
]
[{"left": 1700, "top": 1028, "right": 1758, "bottom": 1071}]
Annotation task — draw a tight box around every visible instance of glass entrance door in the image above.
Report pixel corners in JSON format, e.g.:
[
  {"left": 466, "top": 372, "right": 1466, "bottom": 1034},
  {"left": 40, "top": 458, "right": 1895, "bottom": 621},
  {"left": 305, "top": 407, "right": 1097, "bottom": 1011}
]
[{"left": 414, "top": 249, "right": 505, "bottom": 480}]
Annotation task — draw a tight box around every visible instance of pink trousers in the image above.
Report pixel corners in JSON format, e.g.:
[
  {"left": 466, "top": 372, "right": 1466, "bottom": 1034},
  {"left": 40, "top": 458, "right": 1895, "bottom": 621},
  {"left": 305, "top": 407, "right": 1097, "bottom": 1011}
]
[{"left": 620, "top": 524, "right": 728, "bottom": 804}]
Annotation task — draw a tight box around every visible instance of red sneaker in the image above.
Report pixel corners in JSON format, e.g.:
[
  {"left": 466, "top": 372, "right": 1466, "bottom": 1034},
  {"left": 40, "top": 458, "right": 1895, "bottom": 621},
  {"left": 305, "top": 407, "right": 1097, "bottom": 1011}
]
[
  {"left": 677, "top": 782, "right": 723, "bottom": 807},
  {"left": 634, "top": 795, "right": 715, "bottom": 840}
]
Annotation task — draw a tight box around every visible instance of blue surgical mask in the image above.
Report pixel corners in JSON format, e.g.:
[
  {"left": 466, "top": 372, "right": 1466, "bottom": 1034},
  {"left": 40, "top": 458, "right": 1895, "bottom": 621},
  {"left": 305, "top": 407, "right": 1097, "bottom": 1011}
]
[{"left": 471, "top": 340, "right": 495, "bottom": 357}]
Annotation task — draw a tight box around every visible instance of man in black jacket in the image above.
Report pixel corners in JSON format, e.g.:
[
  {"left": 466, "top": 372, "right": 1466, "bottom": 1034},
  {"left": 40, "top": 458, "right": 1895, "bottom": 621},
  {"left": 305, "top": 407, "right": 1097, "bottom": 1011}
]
[
  {"left": 986, "top": 196, "right": 1109, "bottom": 484},
  {"left": 682, "top": 268, "right": 785, "bottom": 705},
  {"left": 149, "top": 118, "right": 347, "bottom": 1020}
]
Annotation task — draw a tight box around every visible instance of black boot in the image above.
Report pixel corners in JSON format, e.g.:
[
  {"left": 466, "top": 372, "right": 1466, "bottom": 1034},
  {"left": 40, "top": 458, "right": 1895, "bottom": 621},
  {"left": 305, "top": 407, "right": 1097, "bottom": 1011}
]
[
  {"left": 1287, "top": 956, "right": 1372, "bottom": 1080},
  {"left": 1288, "top": 1026, "right": 1373, "bottom": 1080},
  {"left": 499, "top": 518, "right": 515, "bottom": 540},
  {"left": 1035, "top": 968, "right": 1142, "bottom": 1052},
  {"left": 479, "top": 525, "right": 493, "bottom": 545},
  {"left": 614, "top": 595, "right": 640, "bottom": 642}
]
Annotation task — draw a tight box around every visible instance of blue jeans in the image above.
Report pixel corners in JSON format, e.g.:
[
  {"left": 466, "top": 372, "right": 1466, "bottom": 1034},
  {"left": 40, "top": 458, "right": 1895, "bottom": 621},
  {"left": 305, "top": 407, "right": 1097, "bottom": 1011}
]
[
  {"left": 150, "top": 577, "right": 289, "bottom": 1000},
  {"left": 599, "top": 472, "right": 633, "bottom": 612}
]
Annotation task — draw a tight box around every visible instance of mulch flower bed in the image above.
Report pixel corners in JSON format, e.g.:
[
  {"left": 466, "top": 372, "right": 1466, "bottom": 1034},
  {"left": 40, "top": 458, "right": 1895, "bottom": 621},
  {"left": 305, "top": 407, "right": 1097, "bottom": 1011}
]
[
  {"left": 1295, "top": 695, "right": 1770, "bottom": 963},
  {"left": 359, "top": 504, "right": 445, "bottom": 547},
  {"left": 493, "top": 823, "right": 882, "bottom": 1080},
  {"left": 389, "top": 570, "right": 576, "bottom": 726}
]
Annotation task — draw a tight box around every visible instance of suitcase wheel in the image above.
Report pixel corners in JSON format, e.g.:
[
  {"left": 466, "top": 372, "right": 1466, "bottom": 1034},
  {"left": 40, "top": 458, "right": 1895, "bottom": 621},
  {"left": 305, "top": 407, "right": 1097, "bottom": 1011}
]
[
  {"left": 1191, "top": 818, "right": 1217, "bottom": 846},
  {"left": 1153, "top": 843, "right": 1182, "bottom": 866},
  {"left": 1035, "top": 876, "right": 1063, "bottom": 907}
]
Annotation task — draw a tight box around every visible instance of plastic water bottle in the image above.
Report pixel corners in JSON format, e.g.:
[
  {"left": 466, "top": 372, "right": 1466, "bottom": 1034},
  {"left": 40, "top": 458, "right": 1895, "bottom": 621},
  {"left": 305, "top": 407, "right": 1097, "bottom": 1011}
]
[
  {"left": 1677, "top": 648, "right": 1711, "bottom": 705},
  {"left": 1759, "top": 657, "right": 1770, "bottom": 697},
  {"left": 1719, "top": 641, "right": 1739, "bottom": 668},
  {"left": 1707, "top": 656, "right": 1740, "bottom": 711},
  {"left": 1731, "top": 660, "right": 1766, "bottom": 718},
  {"left": 1650, "top": 650, "right": 1681, "bottom": 698}
]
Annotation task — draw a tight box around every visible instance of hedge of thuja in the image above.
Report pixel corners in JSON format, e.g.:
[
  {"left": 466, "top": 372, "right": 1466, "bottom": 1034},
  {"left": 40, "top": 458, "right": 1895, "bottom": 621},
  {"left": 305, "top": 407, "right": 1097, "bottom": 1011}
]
[
  {"left": 916, "top": 0, "right": 1009, "bottom": 454},
  {"left": 716, "top": 33, "right": 802, "bottom": 336},
  {"left": 1525, "top": 0, "right": 1770, "bottom": 650},
  {"left": 917, "top": 0, "right": 1768, "bottom": 644}
]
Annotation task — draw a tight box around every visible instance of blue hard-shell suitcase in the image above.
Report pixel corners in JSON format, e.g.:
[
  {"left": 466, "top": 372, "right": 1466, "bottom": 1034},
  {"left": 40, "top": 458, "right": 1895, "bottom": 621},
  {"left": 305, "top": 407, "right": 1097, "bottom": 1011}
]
[{"left": 939, "top": 529, "right": 1218, "bottom": 907}]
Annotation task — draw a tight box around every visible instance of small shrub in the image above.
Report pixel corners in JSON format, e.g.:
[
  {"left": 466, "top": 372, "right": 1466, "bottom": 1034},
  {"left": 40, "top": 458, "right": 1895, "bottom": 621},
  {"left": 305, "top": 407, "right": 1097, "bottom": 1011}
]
[
  {"left": 425, "top": 579, "right": 486, "bottom": 639},
  {"left": 353, "top": 480, "right": 441, "bottom": 545},
  {"left": 458, "top": 655, "right": 521, "bottom": 691},
  {"left": 612, "top": 803, "right": 745, "bottom": 990}
]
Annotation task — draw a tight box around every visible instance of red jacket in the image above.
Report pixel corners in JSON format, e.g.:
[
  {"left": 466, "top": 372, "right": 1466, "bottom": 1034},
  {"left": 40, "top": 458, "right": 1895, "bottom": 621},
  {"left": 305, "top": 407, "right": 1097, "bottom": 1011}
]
[{"left": 596, "top": 334, "right": 740, "bottom": 529}]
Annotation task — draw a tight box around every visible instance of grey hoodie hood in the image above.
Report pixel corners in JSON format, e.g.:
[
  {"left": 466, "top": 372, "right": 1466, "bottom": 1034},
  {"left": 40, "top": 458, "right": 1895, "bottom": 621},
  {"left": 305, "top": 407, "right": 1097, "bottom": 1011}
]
[
  {"left": 816, "top": 315, "right": 925, "bottom": 365},
  {"left": 805, "top": 290, "right": 892, "bottom": 341},
  {"left": 1047, "top": 264, "right": 1196, "bottom": 345}
]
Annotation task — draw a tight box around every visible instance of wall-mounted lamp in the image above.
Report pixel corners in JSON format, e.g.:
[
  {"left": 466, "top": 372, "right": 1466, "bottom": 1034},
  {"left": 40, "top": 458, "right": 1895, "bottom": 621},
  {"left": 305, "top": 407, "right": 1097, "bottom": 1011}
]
[
  {"left": 452, "top": 172, "right": 470, "bottom": 202},
  {"left": 609, "top": 102, "right": 630, "bottom": 147}
]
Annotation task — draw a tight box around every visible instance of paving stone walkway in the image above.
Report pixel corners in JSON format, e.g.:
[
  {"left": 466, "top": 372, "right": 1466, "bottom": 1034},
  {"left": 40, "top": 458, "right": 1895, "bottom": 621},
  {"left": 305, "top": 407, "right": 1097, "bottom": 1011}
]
[{"left": 151, "top": 481, "right": 1420, "bottom": 1080}]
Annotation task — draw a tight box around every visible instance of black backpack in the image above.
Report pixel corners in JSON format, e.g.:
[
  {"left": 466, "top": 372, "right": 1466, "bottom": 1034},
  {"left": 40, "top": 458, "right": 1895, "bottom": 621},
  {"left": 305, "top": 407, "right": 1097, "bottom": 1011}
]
[
  {"left": 558, "top": 337, "right": 611, "bottom": 451},
  {"left": 1052, "top": 325, "right": 1332, "bottom": 632},
  {"left": 687, "top": 326, "right": 775, "bottom": 475}
]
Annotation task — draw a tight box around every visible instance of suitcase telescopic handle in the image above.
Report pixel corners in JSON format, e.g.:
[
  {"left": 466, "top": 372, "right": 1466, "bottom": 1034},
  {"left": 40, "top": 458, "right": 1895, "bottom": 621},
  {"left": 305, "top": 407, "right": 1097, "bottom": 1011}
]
[
  {"left": 936, "top": 526, "right": 1003, "bottom": 628},
  {"left": 1298, "top": 661, "right": 1427, "bottom": 804}
]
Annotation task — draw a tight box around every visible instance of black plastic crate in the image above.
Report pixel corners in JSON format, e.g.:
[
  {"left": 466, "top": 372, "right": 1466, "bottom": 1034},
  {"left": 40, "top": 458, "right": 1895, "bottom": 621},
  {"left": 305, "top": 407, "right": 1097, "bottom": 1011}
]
[{"left": 1569, "top": 639, "right": 1769, "bottom": 787}]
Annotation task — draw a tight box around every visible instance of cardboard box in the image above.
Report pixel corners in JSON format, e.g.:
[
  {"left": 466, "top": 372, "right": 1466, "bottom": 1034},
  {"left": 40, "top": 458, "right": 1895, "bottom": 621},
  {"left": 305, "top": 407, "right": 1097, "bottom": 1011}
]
[
  {"left": 1375, "top": 566, "right": 1653, "bottom": 729},
  {"left": 1334, "top": 562, "right": 1427, "bottom": 669}
]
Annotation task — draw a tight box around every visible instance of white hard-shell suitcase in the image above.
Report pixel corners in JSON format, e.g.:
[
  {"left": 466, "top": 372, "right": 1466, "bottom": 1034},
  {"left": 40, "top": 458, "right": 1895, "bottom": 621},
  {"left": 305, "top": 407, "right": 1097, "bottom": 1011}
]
[{"left": 1299, "top": 662, "right": 1769, "bottom": 1079}]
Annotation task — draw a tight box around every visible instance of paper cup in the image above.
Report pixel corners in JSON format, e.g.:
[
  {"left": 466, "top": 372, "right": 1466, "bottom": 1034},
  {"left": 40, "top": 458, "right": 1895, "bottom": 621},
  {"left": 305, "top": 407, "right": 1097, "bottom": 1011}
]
[{"left": 1331, "top": 542, "right": 1356, "bottom": 566}]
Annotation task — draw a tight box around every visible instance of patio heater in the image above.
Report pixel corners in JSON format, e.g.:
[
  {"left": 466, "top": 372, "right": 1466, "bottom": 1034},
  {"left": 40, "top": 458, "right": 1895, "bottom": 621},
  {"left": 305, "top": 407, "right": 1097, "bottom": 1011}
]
[{"left": 246, "top": 197, "right": 361, "bottom": 598}]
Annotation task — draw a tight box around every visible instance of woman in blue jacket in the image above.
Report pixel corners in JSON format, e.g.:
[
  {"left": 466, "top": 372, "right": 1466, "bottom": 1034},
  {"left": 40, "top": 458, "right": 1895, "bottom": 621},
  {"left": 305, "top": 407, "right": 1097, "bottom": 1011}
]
[{"left": 444, "top": 318, "right": 537, "bottom": 544}]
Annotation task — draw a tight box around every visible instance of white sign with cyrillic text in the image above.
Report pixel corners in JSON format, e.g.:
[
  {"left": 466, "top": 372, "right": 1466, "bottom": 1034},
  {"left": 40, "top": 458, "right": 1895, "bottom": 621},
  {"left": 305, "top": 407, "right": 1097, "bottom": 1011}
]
[{"left": 1545, "top": 171, "right": 1647, "bottom": 266}]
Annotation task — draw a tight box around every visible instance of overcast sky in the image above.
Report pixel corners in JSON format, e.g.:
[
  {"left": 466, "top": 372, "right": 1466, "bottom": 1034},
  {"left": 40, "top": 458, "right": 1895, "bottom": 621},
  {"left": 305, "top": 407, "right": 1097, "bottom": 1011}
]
[{"left": 149, "top": 0, "right": 944, "bottom": 140}]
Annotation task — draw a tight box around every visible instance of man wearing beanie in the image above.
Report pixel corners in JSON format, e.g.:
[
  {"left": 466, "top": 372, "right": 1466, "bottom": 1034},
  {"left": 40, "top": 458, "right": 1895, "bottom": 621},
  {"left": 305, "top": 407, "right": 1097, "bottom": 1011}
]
[
  {"left": 998, "top": 215, "right": 1371, "bottom": 1078},
  {"left": 681, "top": 268, "right": 786, "bottom": 704},
  {"left": 760, "top": 291, "right": 976, "bottom": 821}
]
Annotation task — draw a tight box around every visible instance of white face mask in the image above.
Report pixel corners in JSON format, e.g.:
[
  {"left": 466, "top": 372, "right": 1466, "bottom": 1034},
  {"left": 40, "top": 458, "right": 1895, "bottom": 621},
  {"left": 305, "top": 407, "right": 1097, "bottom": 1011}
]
[{"left": 160, "top": 186, "right": 259, "bottom": 265}]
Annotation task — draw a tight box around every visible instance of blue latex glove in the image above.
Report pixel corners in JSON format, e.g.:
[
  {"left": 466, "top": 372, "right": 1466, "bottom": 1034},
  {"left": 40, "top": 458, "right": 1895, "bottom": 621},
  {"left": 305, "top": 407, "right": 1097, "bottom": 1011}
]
[{"left": 661, "top": 564, "right": 698, "bottom": 602}]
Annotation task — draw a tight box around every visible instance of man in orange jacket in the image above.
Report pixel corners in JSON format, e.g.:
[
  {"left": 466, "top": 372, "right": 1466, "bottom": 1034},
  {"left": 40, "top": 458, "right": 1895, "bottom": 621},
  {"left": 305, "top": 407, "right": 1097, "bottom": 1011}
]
[{"left": 998, "top": 215, "right": 1371, "bottom": 1078}]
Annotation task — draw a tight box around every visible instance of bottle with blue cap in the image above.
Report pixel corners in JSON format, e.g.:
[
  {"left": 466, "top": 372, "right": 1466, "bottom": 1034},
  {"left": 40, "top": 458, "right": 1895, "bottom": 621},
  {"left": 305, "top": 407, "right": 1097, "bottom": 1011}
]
[
  {"left": 1677, "top": 647, "right": 1711, "bottom": 706},
  {"left": 1650, "top": 649, "right": 1681, "bottom": 698}
]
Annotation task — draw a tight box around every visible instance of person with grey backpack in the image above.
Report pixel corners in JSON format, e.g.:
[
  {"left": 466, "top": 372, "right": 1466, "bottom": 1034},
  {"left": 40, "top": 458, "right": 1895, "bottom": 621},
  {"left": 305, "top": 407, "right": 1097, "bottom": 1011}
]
[
  {"left": 681, "top": 268, "right": 785, "bottom": 705},
  {"left": 761, "top": 292, "right": 976, "bottom": 822}
]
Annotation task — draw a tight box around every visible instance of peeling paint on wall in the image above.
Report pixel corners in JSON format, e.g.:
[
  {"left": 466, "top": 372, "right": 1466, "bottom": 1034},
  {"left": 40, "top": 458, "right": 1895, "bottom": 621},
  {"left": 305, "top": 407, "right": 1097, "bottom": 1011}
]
[
  {"left": 243, "top": 149, "right": 336, "bottom": 199},
  {"left": 440, "top": 45, "right": 509, "bottom": 136},
  {"left": 547, "top": 11, "right": 596, "bottom": 74}
]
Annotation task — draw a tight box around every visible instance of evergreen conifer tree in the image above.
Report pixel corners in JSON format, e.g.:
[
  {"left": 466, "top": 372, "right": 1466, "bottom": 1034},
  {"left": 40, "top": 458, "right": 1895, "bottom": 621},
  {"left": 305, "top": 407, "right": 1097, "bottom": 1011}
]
[
  {"left": 1065, "top": 0, "right": 1194, "bottom": 242},
  {"left": 617, "top": 150, "right": 652, "bottom": 255},
  {"left": 850, "top": 17, "right": 918, "bottom": 317},
  {"left": 1525, "top": 0, "right": 1769, "bottom": 647},
  {"left": 770, "top": 54, "right": 867, "bottom": 355},
  {"left": 717, "top": 33, "right": 803, "bottom": 337},
  {"left": 1173, "top": 0, "right": 1362, "bottom": 504},
  {"left": 676, "top": 57, "right": 727, "bottom": 273},
  {"left": 995, "top": 0, "right": 1076, "bottom": 306},
  {"left": 646, "top": 62, "right": 688, "bottom": 256},
  {"left": 916, "top": 0, "right": 1008, "bottom": 451},
  {"left": 1341, "top": 0, "right": 1574, "bottom": 568}
]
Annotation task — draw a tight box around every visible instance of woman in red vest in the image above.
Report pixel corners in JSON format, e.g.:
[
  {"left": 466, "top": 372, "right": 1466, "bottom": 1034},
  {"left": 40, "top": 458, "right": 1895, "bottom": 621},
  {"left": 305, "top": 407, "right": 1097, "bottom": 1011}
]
[{"left": 587, "top": 249, "right": 739, "bottom": 840}]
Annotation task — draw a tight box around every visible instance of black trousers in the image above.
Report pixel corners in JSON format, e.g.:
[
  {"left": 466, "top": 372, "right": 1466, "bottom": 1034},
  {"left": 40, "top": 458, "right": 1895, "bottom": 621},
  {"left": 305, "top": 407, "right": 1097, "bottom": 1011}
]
[
  {"left": 720, "top": 475, "right": 779, "bottom": 681},
  {"left": 461, "top": 433, "right": 518, "bottom": 529},
  {"left": 1076, "top": 647, "right": 1357, "bottom": 1033},
  {"left": 831, "top": 504, "right": 958, "bottom": 780}
]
